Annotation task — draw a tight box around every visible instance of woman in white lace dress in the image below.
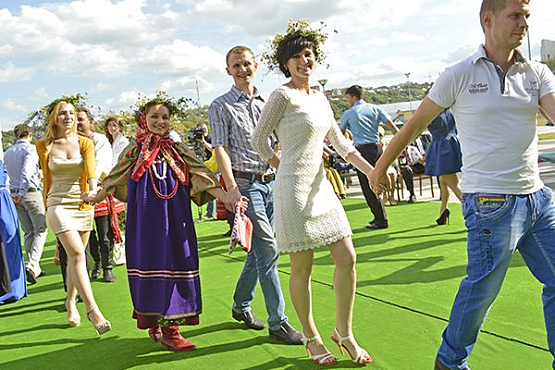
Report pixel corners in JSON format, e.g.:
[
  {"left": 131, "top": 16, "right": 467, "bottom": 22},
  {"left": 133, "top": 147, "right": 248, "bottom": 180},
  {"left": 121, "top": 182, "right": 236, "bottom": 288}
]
[{"left": 252, "top": 25, "right": 374, "bottom": 366}]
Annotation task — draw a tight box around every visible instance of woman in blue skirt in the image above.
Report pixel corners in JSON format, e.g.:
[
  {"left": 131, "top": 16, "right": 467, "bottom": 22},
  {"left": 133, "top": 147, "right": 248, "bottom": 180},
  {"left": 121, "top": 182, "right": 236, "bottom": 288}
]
[
  {"left": 425, "top": 110, "right": 462, "bottom": 225},
  {"left": 0, "top": 131, "right": 27, "bottom": 304}
]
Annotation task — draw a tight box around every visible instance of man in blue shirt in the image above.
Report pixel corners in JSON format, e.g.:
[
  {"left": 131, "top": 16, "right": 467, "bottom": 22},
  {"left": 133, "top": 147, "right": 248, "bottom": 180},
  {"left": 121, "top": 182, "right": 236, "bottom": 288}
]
[
  {"left": 4, "top": 124, "right": 47, "bottom": 284},
  {"left": 340, "top": 85, "right": 399, "bottom": 229}
]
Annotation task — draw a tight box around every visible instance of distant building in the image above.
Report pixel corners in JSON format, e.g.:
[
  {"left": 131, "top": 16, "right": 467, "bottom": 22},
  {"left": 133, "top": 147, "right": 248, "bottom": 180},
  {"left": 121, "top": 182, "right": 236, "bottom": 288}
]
[{"left": 541, "top": 39, "right": 555, "bottom": 61}]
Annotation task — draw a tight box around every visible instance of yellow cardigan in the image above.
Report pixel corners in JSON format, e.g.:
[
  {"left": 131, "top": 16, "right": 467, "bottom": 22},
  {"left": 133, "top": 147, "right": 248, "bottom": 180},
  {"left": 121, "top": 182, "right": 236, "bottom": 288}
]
[{"left": 36, "top": 135, "right": 96, "bottom": 210}]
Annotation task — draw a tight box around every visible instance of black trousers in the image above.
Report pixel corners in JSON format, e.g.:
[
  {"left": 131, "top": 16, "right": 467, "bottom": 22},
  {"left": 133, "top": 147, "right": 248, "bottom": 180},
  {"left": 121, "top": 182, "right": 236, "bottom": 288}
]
[
  {"left": 401, "top": 163, "right": 426, "bottom": 196},
  {"left": 355, "top": 143, "right": 388, "bottom": 225},
  {"left": 88, "top": 215, "right": 115, "bottom": 271}
]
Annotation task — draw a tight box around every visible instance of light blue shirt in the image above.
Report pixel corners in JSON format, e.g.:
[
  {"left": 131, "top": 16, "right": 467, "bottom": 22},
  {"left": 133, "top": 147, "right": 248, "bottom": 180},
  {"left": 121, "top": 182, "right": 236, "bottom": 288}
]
[
  {"left": 340, "top": 100, "right": 391, "bottom": 146},
  {"left": 4, "top": 139, "right": 42, "bottom": 196}
]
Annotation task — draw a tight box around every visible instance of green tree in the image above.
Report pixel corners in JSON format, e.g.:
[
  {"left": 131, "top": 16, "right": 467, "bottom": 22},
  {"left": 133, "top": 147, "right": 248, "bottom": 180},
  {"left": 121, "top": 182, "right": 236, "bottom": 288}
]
[{"left": 544, "top": 58, "right": 555, "bottom": 74}]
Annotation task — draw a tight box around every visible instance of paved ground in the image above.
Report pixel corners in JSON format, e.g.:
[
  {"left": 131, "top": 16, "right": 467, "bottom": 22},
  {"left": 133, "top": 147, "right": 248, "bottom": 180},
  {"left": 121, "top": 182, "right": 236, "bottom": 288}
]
[{"left": 345, "top": 136, "right": 555, "bottom": 203}]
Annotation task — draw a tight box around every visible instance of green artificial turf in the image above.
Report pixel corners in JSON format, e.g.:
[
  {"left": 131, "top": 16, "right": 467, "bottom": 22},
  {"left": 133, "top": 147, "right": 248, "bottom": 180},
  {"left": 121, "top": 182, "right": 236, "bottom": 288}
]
[{"left": 0, "top": 199, "right": 551, "bottom": 369}]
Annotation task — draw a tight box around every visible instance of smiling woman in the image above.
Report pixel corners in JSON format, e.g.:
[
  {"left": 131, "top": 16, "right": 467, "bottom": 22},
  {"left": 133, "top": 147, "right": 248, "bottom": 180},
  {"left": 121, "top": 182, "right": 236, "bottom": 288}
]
[
  {"left": 251, "top": 20, "right": 375, "bottom": 366},
  {"left": 36, "top": 98, "right": 112, "bottom": 335}
]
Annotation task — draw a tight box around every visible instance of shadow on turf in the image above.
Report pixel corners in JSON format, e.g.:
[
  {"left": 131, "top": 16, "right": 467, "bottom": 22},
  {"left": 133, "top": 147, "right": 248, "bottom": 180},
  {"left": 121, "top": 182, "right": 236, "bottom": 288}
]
[
  {"left": 0, "top": 301, "right": 64, "bottom": 319},
  {"left": 0, "top": 322, "right": 328, "bottom": 370}
]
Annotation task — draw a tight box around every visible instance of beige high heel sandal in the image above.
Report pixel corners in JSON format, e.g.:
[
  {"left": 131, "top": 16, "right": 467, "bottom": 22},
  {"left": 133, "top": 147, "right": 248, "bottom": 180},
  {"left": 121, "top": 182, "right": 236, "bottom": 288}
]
[
  {"left": 301, "top": 333, "right": 337, "bottom": 366},
  {"left": 86, "top": 309, "right": 112, "bottom": 335},
  {"left": 331, "top": 328, "right": 373, "bottom": 365}
]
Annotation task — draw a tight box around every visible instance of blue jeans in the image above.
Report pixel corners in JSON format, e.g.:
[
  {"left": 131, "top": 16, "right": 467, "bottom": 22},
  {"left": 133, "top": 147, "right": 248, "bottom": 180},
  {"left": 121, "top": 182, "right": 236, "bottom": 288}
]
[
  {"left": 437, "top": 187, "right": 555, "bottom": 369},
  {"left": 232, "top": 179, "right": 287, "bottom": 331}
]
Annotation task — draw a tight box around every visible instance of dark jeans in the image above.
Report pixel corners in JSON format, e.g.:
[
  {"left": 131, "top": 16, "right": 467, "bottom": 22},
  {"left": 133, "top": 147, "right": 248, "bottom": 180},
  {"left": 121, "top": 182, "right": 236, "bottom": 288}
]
[
  {"left": 401, "top": 163, "right": 426, "bottom": 197},
  {"left": 88, "top": 215, "right": 115, "bottom": 271},
  {"left": 356, "top": 143, "right": 388, "bottom": 226}
]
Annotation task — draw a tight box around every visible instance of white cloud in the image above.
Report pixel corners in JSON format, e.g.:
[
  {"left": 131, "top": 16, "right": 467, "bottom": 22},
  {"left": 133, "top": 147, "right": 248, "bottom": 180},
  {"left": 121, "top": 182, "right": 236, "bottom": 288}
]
[
  {"left": 142, "top": 39, "right": 224, "bottom": 77},
  {"left": 390, "top": 31, "right": 426, "bottom": 43},
  {"left": 105, "top": 90, "right": 141, "bottom": 110},
  {"left": 89, "top": 83, "right": 114, "bottom": 94},
  {"left": 0, "top": 62, "right": 36, "bottom": 82},
  {"left": 1, "top": 99, "right": 28, "bottom": 112},
  {"left": 0, "top": 44, "right": 13, "bottom": 57},
  {"left": 32, "top": 87, "right": 49, "bottom": 100}
]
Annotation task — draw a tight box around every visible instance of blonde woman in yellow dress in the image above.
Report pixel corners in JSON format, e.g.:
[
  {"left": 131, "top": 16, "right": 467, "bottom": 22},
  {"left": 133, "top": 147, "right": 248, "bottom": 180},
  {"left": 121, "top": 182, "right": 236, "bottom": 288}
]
[{"left": 36, "top": 98, "right": 111, "bottom": 334}]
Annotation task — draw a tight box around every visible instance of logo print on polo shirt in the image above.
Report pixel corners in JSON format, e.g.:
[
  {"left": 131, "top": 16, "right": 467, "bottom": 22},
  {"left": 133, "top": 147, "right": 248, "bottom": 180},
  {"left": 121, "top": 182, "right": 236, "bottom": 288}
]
[
  {"left": 525, "top": 79, "right": 539, "bottom": 96},
  {"left": 468, "top": 83, "right": 489, "bottom": 94}
]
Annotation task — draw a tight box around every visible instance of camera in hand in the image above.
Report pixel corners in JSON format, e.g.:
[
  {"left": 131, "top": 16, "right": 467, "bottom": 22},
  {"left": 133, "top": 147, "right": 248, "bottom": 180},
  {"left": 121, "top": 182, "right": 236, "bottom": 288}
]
[{"left": 187, "top": 126, "right": 207, "bottom": 142}]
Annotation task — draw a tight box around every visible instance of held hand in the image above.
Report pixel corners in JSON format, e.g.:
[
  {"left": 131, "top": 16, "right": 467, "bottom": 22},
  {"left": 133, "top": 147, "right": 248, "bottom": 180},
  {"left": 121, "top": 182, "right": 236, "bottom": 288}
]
[
  {"left": 269, "top": 152, "right": 280, "bottom": 169},
  {"left": 80, "top": 189, "right": 98, "bottom": 204},
  {"left": 224, "top": 186, "right": 243, "bottom": 213},
  {"left": 368, "top": 168, "right": 390, "bottom": 197},
  {"left": 239, "top": 196, "right": 249, "bottom": 214}
]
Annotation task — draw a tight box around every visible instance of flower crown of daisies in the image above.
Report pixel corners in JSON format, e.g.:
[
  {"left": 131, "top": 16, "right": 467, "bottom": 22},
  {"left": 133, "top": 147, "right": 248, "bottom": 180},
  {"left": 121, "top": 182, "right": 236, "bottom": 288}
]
[
  {"left": 23, "top": 93, "right": 88, "bottom": 126},
  {"left": 261, "top": 19, "right": 331, "bottom": 73}
]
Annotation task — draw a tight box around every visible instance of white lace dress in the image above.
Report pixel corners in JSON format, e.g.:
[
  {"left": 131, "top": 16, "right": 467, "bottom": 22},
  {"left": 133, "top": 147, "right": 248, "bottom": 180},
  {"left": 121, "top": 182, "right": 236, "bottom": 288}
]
[{"left": 252, "top": 86, "right": 357, "bottom": 253}]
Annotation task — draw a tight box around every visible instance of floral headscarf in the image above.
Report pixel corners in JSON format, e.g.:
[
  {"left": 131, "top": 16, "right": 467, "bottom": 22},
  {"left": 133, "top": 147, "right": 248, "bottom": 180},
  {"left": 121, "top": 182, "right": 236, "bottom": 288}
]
[{"left": 130, "top": 111, "right": 189, "bottom": 185}]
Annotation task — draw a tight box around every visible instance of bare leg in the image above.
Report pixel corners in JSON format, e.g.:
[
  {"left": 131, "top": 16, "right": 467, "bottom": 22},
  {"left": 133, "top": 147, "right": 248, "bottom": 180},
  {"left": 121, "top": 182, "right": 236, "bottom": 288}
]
[
  {"left": 57, "top": 230, "right": 108, "bottom": 327},
  {"left": 65, "top": 259, "right": 80, "bottom": 325},
  {"left": 442, "top": 173, "right": 462, "bottom": 201},
  {"left": 328, "top": 237, "right": 370, "bottom": 363},
  {"left": 438, "top": 175, "right": 451, "bottom": 215},
  {"left": 289, "top": 249, "right": 330, "bottom": 356},
  {"left": 387, "top": 172, "right": 397, "bottom": 205}
]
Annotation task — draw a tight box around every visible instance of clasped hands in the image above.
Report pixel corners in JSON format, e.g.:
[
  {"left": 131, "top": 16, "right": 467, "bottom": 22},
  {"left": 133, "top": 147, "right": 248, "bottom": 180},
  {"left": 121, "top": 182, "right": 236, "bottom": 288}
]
[
  {"left": 368, "top": 168, "right": 390, "bottom": 197},
  {"left": 80, "top": 189, "right": 99, "bottom": 204}
]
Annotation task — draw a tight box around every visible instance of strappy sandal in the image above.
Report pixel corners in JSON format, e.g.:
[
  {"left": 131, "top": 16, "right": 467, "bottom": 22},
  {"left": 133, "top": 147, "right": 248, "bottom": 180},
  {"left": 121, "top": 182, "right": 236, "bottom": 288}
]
[
  {"left": 65, "top": 301, "right": 81, "bottom": 327},
  {"left": 86, "top": 309, "right": 112, "bottom": 335},
  {"left": 331, "top": 328, "right": 373, "bottom": 365},
  {"left": 301, "top": 333, "right": 337, "bottom": 366}
]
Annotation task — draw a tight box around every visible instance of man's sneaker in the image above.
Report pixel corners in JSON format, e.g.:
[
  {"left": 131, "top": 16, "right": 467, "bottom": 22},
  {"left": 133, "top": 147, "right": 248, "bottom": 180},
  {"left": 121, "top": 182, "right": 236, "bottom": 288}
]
[
  {"left": 408, "top": 195, "right": 416, "bottom": 203},
  {"left": 269, "top": 321, "right": 303, "bottom": 345},
  {"left": 232, "top": 309, "right": 266, "bottom": 330}
]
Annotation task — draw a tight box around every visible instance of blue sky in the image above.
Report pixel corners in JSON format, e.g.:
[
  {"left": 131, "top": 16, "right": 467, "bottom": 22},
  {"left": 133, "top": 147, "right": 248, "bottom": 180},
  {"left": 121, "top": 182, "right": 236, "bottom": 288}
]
[{"left": 0, "top": 0, "right": 553, "bottom": 129}]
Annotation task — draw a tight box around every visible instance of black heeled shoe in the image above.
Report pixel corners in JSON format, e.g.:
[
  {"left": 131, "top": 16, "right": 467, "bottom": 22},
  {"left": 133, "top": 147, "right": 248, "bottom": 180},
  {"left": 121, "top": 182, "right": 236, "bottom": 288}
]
[{"left": 436, "top": 209, "right": 450, "bottom": 225}]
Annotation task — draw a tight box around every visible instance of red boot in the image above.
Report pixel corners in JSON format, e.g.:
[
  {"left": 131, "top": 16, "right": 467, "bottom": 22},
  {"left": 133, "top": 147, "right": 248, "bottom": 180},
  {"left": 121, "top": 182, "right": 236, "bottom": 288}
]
[
  {"left": 148, "top": 327, "right": 162, "bottom": 342},
  {"left": 160, "top": 326, "right": 196, "bottom": 352}
]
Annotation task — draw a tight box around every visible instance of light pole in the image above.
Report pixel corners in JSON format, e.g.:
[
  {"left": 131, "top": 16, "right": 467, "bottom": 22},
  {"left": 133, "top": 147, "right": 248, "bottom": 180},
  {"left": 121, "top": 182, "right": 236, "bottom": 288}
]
[
  {"left": 526, "top": 29, "right": 532, "bottom": 60},
  {"left": 318, "top": 79, "right": 328, "bottom": 94},
  {"left": 405, "top": 72, "right": 412, "bottom": 110}
]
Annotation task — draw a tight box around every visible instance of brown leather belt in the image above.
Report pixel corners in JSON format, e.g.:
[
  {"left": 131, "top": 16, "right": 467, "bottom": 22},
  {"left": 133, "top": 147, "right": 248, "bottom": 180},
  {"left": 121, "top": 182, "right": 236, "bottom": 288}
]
[{"left": 233, "top": 170, "right": 275, "bottom": 183}]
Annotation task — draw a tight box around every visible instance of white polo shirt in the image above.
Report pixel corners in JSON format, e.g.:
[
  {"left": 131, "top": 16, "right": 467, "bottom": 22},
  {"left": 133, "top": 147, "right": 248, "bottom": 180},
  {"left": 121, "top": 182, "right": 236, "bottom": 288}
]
[{"left": 428, "top": 45, "right": 555, "bottom": 194}]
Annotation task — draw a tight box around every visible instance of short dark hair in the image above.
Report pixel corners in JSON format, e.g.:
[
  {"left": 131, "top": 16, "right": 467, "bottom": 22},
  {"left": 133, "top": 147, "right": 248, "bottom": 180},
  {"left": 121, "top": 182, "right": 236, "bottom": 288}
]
[
  {"left": 76, "top": 106, "right": 94, "bottom": 122},
  {"left": 277, "top": 36, "right": 319, "bottom": 78},
  {"left": 479, "top": 0, "right": 530, "bottom": 30},
  {"left": 226, "top": 45, "right": 255, "bottom": 66},
  {"left": 14, "top": 123, "right": 31, "bottom": 139},
  {"left": 345, "top": 85, "right": 363, "bottom": 99}
]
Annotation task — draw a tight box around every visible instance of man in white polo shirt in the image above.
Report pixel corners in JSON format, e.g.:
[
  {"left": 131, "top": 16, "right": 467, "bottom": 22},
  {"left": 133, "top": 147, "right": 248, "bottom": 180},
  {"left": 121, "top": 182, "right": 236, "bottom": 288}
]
[{"left": 370, "top": 0, "right": 555, "bottom": 369}]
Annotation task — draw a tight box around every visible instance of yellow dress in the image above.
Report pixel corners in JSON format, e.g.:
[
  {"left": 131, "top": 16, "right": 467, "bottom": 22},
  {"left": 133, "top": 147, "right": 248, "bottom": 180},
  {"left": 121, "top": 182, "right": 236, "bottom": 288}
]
[{"left": 46, "top": 155, "right": 93, "bottom": 233}]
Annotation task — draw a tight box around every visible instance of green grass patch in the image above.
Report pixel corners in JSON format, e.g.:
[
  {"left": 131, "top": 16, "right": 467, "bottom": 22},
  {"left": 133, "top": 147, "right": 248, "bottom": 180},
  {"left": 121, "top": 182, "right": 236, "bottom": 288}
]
[
  {"left": 539, "top": 133, "right": 555, "bottom": 141},
  {"left": 0, "top": 199, "right": 551, "bottom": 369}
]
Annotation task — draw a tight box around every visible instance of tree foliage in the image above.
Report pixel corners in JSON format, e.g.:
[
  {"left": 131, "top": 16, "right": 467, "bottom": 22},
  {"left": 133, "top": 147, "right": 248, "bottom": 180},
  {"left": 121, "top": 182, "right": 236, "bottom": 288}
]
[{"left": 544, "top": 58, "right": 555, "bottom": 74}]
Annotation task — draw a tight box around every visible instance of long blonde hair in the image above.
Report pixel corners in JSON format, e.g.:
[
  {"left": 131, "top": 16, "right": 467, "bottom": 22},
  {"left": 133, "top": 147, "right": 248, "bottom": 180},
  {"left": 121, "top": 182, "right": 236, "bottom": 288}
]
[{"left": 40, "top": 101, "right": 77, "bottom": 148}]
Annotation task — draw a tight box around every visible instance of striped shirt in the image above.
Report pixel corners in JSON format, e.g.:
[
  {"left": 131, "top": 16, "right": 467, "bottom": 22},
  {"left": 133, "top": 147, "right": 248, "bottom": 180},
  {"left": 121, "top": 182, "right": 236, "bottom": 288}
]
[
  {"left": 4, "top": 139, "right": 42, "bottom": 196},
  {"left": 209, "top": 85, "right": 271, "bottom": 174}
]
